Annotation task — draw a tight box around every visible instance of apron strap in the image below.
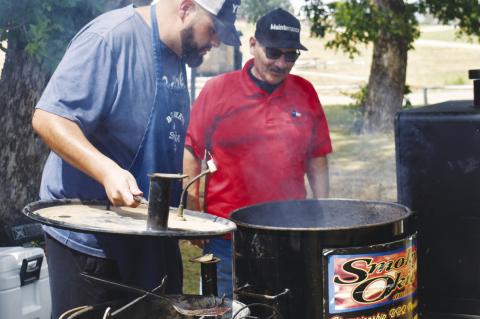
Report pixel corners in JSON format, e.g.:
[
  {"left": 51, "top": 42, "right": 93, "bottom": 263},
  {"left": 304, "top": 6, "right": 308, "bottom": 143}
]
[{"left": 150, "top": 4, "right": 163, "bottom": 80}]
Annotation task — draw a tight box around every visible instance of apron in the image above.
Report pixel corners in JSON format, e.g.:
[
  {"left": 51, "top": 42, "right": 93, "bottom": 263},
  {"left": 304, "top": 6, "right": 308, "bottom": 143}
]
[
  {"left": 129, "top": 4, "right": 190, "bottom": 205},
  {"left": 99, "top": 4, "right": 190, "bottom": 292}
]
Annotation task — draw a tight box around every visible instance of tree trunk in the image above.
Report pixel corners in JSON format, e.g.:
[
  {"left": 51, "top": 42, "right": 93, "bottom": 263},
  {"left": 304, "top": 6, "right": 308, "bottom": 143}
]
[
  {"left": 362, "top": 0, "right": 408, "bottom": 133},
  {"left": 0, "top": 0, "right": 151, "bottom": 243},
  {"left": 0, "top": 36, "right": 50, "bottom": 240}
]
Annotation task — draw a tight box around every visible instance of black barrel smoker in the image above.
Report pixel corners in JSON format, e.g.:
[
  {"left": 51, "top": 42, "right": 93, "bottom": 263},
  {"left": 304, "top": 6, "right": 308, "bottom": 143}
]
[
  {"left": 396, "top": 70, "right": 480, "bottom": 318},
  {"left": 23, "top": 173, "right": 243, "bottom": 319},
  {"left": 230, "top": 199, "right": 417, "bottom": 319}
]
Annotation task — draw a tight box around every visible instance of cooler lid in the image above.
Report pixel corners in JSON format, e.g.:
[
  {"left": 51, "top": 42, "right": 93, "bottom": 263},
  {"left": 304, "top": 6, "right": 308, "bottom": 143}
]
[{"left": 0, "top": 247, "right": 44, "bottom": 273}]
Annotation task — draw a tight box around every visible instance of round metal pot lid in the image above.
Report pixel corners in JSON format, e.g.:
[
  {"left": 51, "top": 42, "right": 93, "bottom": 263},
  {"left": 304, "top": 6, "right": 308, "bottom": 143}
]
[
  {"left": 229, "top": 198, "right": 413, "bottom": 232},
  {"left": 23, "top": 199, "right": 236, "bottom": 238}
]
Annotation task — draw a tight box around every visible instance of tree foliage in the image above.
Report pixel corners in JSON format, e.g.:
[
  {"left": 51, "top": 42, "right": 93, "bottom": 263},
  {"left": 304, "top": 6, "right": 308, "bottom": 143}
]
[
  {"left": 240, "top": 0, "right": 294, "bottom": 23},
  {"left": 304, "top": 0, "right": 417, "bottom": 58},
  {"left": 420, "top": 0, "right": 480, "bottom": 37},
  {"left": 302, "top": 0, "right": 480, "bottom": 132},
  {"left": 0, "top": 0, "right": 149, "bottom": 74},
  {"left": 303, "top": 0, "right": 480, "bottom": 59},
  {"left": 0, "top": 0, "right": 110, "bottom": 73},
  {"left": 0, "top": 0, "right": 149, "bottom": 241}
]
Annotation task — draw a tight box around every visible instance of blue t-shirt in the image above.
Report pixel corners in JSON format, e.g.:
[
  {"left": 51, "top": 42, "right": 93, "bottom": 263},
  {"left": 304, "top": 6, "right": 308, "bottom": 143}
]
[{"left": 36, "top": 5, "right": 187, "bottom": 257}]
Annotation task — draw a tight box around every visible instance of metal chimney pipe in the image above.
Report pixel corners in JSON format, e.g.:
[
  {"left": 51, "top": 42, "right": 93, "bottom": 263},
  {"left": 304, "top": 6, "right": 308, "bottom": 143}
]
[
  {"left": 200, "top": 259, "right": 219, "bottom": 296},
  {"left": 468, "top": 69, "right": 480, "bottom": 108},
  {"left": 190, "top": 254, "right": 221, "bottom": 296},
  {"left": 147, "top": 173, "right": 187, "bottom": 230}
]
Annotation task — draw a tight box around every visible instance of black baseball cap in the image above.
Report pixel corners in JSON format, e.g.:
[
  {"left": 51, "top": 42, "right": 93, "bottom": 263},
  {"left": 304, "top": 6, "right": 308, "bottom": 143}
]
[
  {"left": 195, "top": 0, "right": 241, "bottom": 46},
  {"left": 255, "top": 8, "right": 307, "bottom": 51}
]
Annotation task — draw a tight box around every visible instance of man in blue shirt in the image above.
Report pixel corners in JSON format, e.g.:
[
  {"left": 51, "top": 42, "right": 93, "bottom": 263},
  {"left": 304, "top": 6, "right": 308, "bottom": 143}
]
[{"left": 32, "top": 0, "right": 240, "bottom": 317}]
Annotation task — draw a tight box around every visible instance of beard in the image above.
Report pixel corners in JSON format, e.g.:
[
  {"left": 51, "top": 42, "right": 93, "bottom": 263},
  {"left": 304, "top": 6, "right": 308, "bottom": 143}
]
[{"left": 180, "top": 25, "right": 211, "bottom": 68}]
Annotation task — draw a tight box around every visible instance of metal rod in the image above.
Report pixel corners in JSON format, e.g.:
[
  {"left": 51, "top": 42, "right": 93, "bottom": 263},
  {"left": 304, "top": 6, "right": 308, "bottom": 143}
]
[
  {"left": 234, "top": 284, "right": 290, "bottom": 300},
  {"left": 111, "top": 277, "right": 167, "bottom": 317}
]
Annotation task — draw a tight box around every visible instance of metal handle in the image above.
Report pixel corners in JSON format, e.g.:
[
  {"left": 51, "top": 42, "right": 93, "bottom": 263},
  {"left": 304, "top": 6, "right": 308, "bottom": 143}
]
[
  {"left": 20, "top": 255, "right": 43, "bottom": 286},
  {"left": 234, "top": 283, "right": 290, "bottom": 301},
  {"left": 176, "top": 168, "right": 215, "bottom": 220}
]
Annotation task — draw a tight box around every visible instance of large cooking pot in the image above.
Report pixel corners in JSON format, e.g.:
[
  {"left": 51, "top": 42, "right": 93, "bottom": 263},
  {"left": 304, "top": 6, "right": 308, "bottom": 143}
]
[
  {"left": 230, "top": 199, "right": 417, "bottom": 319},
  {"left": 59, "top": 295, "right": 250, "bottom": 319}
]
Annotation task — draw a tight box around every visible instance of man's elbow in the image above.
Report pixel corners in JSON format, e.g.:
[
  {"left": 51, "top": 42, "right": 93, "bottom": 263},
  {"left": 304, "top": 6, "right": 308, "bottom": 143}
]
[
  {"left": 32, "top": 108, "right": 57, "bottom": 138},
  {"left": 31, "top": 109, "right": 43, "bottom": 135}
]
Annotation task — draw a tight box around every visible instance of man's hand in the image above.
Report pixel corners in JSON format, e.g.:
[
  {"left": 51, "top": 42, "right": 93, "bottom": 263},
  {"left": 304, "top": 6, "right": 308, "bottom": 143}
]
[{"left": 101, "top": 167, "right": 143, "bottom": 207}]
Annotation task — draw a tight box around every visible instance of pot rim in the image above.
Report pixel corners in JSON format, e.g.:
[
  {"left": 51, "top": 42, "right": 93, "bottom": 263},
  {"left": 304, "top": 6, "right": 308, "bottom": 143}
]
[{"left": 229, "top": 198, "right": 413, "bottom": 232}]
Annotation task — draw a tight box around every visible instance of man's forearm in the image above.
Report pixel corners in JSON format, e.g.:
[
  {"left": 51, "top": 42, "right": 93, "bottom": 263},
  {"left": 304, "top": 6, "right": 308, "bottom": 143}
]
[
  {"left": 307, "top": 156, "right": 329, "bottom": 198},
  {"left": 32, "top": 109, "right": 118, "bottom": 184},
  {"left": 32, "top": 109, "right": 142, "bottom": 206},
  {"left": 183, "top": 148, "right": 202, "bottom": 210}
]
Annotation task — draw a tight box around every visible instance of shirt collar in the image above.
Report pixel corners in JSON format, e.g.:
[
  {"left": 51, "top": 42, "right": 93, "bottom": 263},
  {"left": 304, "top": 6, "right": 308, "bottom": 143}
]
[{"left": 241, "top": 59, "right": 288, "bottom": 97}]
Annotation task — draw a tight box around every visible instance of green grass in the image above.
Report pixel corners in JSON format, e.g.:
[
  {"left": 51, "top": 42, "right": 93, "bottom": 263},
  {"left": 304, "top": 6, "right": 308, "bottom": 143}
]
[
  {"left": 180, "top": 240, "right": 202, "bottom": 294},
  {"left": 323, "top": 105, "right": 397, "bottom": 201},
  {"left": 419, "top": 29, "right": 476, "bottom": 43},
  {"left": 323, "top": 104, "right": 362, "bottom": 133},
  {"left": 445, "top": 76, "right": 468, "bottom": 85}
]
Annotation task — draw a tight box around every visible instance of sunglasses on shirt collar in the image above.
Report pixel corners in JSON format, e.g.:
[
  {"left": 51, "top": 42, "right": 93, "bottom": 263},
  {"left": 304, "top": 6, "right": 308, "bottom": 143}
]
[{"left": 264, "top": 47, "right": 301, "bottom": 63}]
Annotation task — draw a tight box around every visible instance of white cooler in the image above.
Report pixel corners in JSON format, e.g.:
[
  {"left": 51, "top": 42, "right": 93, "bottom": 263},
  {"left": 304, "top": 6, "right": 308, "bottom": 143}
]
[{"left": 0, "top": 247, "right": 51, "bottom": 319}]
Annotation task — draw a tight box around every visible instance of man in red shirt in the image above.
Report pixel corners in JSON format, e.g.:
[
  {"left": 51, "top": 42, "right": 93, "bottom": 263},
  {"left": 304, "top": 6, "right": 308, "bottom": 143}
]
[{"left": 184, "top": 8, "right": 332, "bottom": 298}]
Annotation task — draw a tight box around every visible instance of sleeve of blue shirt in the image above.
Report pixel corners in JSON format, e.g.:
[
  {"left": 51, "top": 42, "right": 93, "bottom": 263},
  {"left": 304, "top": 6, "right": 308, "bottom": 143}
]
[{"left": 36, "top": 31, "right": 118, "bottom": 135}]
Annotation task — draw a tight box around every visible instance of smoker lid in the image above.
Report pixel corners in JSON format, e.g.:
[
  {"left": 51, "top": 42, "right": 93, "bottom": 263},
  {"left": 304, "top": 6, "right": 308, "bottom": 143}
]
[
  {"left": 23, "top": 199, "right": 236, "bottom": 238},
  {"left": 229, "top": 199, "right": 412, "bottom": 231},
  {"left": 398, "top": 100, "right": 477, "bottom": 115}
]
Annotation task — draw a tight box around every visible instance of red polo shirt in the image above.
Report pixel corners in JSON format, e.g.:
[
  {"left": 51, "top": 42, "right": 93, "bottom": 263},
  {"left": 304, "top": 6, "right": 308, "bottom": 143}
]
[{"left": 185, "top": 59, "right": 332, "bottom": 219}]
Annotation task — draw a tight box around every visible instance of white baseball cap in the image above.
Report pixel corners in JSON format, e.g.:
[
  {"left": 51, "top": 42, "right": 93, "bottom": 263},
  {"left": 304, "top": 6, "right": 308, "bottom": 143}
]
[{"left": 194, "top": 0, "right": 241, "bottom": 46}]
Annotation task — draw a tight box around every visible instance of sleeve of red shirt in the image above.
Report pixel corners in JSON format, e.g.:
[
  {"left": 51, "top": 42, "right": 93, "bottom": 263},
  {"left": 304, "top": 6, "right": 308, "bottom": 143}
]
[
  {"left": 307, "top": 83, "right": 333, "bottom": 158},
  {"left": 185, "top": 79, "right": 215, "bottom": 160}
]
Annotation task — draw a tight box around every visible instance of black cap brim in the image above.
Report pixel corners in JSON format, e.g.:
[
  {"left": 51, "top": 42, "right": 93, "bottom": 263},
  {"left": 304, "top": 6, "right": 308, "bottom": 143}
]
[
  {"left": 214, "top": 18, "right": 241, "bottom": 46},
  {"left": 256, "top": 34, "right": 308, "bottom": 51}
]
